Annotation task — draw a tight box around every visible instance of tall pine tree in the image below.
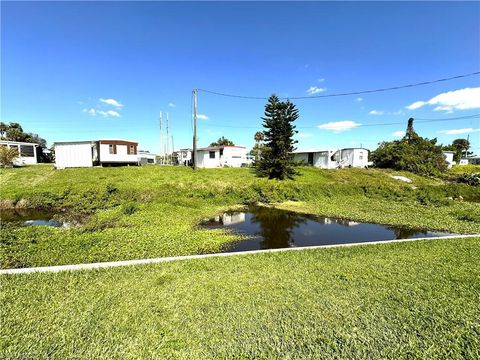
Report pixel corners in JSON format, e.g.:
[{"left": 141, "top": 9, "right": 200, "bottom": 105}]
[{"left": 255, "top": 95, "right": 298, "bottom": 180}]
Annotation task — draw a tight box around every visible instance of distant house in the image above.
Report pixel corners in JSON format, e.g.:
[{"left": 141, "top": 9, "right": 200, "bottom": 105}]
[
  {"left": 195, "top": 145, "right": 247, "bottom": 168},
  {"left": 138, "top": 151, "right": 157, "bottom": 165},
  {"left": 442, "top": 151, "right": 455, "bottom": 169},
  {"left": 54, "top": 139, "right": 139, "bottom": 169},
  {"left": 459, "top": 156, "right": 480, "bottom": 166},
  {"left": 293, "top": 148, "right": 369, "bottom": 169},
  {"left": 0, "top": 140, "right": 38, "bottom": 166},
  {"left": 174, "top": 148, "right": 192, "bottom": 166}
]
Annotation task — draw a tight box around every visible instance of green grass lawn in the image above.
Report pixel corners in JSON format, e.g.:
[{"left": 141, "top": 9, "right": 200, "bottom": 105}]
[
  {"left": 1, "top": 165, "right": 479, "bottom": 268},
  {"left": 1, "top": 237, "right": 479, "bottom": 358}
]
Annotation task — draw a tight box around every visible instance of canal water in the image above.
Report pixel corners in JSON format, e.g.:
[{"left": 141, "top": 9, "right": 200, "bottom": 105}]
[
  {"left": 201, "top": 206, "right": 454, "bottom": 252},
  {"left": 0, "top": 209, "right": 66, "bottom": 228}
]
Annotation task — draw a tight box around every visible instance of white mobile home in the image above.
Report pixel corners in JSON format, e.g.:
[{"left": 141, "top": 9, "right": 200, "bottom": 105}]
[
  {"left": 195, "top": 145, "right": 247, "bottom": 168},
  {"left": 138, "top": 151, "right": 157, "bottom": 165},
  {"left": 293, "top": 148, "right": 369, "bottom": 169},
  {"left": 174, "top": 148, "right": 192, "bottom": 166},
  {"left": 0, "top": 140, "right": 38, "bottom": 165},
  {"left": 54, "top": 139, "right": 139, "bottom": 169},
  {"left": 459, "top": 156, "right": 480, "bottom": 165}
]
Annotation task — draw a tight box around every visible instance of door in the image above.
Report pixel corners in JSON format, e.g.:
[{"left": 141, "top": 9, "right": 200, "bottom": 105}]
[{"left": 308, "top": 153, "right": 314, "bottom": 166}]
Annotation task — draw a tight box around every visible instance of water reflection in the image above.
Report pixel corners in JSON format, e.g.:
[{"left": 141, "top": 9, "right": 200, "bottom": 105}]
[
  {"left": 200, "top": 206, "right": 454, "bottom": 252},
  {"left": 0, "top": 209, "right": 69, "bottom": 228}
]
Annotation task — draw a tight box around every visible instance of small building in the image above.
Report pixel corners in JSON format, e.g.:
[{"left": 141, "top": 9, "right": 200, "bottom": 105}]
[
  {"left": 54, "top": 139, "right": 139, "bottom": 169},
  {"left": 442, "top": 151, "right": 455, "bottom": 169},
  {"left": 293, "top": 148, "right": 369, "bottom": 169},
  {"left": 459, "top": 156, "right": 480, "bottom": 166},
  {"left": 174, "top": 148, "right": 192, "bottom": 166},
  {"left": 195, "top": 145, "right": 247, "bottom": 168},
  {"left": 138, "top": 150, "right": 157, "bottom": 165},
  {"left": 0, "top": 140, "right": 38, "bottom": 165}
]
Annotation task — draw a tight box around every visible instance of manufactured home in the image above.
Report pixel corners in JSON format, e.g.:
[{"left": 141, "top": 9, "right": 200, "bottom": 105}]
[
  {"left": 54, "top": 139, "right": 139, "bottom": 169},
  {"left": 459, "top": 156, "right": 480, "bottom": 165},
  {"left": 0, "top": 140, "right": 38, "bottom": 166},
  {"left": 293, "top": 148, "right": 369, "bottom": 169},
  {"left": 195, "top": 145, "right": 247, "bottom": 168},
  {"left": 138, "top": 151, "right": 157, "bottom": 165},
  {"left": 174, "top": 148, "right": 192, "bottom": 166}
]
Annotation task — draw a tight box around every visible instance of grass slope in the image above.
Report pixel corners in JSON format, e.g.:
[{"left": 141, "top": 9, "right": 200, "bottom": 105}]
[
  {"left": 1, "top": 237, "right": 479, "bottom": 359},
  {"left": 1, "top": 165, "right": 479, "bottom": 268}
]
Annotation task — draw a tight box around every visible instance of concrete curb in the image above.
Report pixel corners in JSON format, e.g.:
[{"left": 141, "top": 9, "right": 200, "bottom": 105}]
[{"left": 1, "top": 234, "right": 478, "bottom": 275}]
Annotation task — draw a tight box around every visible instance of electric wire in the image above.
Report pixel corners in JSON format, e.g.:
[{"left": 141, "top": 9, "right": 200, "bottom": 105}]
[{"left": 197, "top": 71, "right": 480, "bottom": 100}]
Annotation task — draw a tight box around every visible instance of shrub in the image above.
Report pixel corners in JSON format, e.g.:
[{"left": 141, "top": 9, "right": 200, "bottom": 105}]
[
  {"left": 0, "top": 146, "right": 19, "bottom": 167},
  {"left": 457, "top": 173, "right": 480, "bottom": 186}
]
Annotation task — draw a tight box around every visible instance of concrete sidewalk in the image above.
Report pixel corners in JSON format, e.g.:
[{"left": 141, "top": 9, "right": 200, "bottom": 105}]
[{"left": 1, "top": 234, "right": 478, "bottom": 275}]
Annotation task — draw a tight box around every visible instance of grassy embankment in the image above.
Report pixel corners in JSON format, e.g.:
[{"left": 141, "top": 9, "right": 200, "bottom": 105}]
[
  {"left": 1, "top": 237, "right": 479, "bottom": 358},
  {"left": 1, "top": 164, "right": 479, "bottom": 268}
]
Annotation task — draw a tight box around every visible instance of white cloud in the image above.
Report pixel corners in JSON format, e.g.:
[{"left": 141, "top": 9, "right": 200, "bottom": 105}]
[
  {"left": 317, "top": 120, "right": 361, "bottom": 133},
  {"left": 168, "top": 103, "right": 176, "bottom": 108},
  {"left": 99, "top": 98, "right": 123, "bottom": 108},
  {"left": 83, "top": 108, "right": 120, "bottom": 117},
  {"left": 406, "top": 101, "right": 426, "bottom": 110},
  {"left": 307, "top": 86, "right": 327, "bottom": 95},
  {"left": 405, "top": 87, "right": 480, "bottom": 112},
  {"left": 392, "top": 130, "right": 406, "bottom": 137},
  {"left": 369, "top": 110, "right": 384, "bottom": 115},
  {"left": 197, "top": 114, "right": 209, "bottom": 120},
  {"left": 356, "top": 97, "right": 363, "bottom": 102},
  {"left": 318, "top": 78, "right": 325, "bottom": 83},
  {"left": 437, "top": 128, "right": 480, "bottom": 135},
  {"left": 296, "top": 132, "right": 313, "bottom": 138}
]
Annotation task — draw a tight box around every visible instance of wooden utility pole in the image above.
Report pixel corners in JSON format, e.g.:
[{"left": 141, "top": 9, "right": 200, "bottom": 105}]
[
  {"left": 166, "top": 112, "right": 170, "bottom": 164},
  {"left": 159, "top": 111, "right": 163, "bottom": 165},
  {"left": 193, "top": 89, "right": 198, "bottom": 169}
]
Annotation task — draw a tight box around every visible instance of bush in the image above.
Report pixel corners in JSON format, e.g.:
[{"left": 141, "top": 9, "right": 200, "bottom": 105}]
[
  {"left": 0, "top": 146, "right": 19, "bottom": 167},
  {"left": 457, "top": 173, "right": 480, "bottom": 186},
  {"left": 371, "top": 118, "right": 448, "bottom": 176}
]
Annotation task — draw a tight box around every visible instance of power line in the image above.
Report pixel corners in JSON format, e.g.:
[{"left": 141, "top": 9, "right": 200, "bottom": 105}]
[
  {"left": 203, "top": 114, "right": 480, "bottom": 130},
  {"left": 198, "top": 71, "right": 480, "bottom": 100}
]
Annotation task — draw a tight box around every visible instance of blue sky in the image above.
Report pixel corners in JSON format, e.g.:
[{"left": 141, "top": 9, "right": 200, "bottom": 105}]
[{"left": 2, "top": 1, "right": 480, "bottom": 154}]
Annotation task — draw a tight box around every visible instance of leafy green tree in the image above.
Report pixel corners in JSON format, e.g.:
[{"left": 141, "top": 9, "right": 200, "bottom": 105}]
[
  {"left": 255, "top": 95, "right": 298, "bottom": 180},
  {"left": 251, "top": 131, "right": 265, "bottom": 161},
  {"left": 371, "top": 118, "right": 447, "bottom": 175},
  {"left": 210, "top": 136, "right": 235, "bottom": 147},
  {"left": 443, "top": 138, "right": 472, "bottom": 162}
]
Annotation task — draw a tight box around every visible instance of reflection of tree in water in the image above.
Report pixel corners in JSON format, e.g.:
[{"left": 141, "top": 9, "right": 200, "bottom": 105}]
[
  {"left": 388, "top": 226, "right": 425, "bottom": 239},
  {"left": 249, "top": 206, "right": 307, "bottom": 248}
]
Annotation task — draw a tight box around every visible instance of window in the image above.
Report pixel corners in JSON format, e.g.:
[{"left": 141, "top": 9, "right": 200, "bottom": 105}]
[
  {"left": 359, "top": 155, "right": 363, "bottom": 160},
  {"left": 109, "top": 144, "right": 114, "bottom": 154},
  {"left": 219, "top": 149, "right": 224, "bottom": 156},
  {"left": 20, "top": 145, "right": 34, "bottom": 157},
  {"left": 209, "top": 151, "right": 216, "bottom": 159},
  {"left": 129, "top": 145, "right": 135, "bottom": 155}
]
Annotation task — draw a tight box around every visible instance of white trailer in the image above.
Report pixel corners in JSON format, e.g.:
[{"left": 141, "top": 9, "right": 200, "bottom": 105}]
[
  {"left": 293, "top": 148, "right": 369, "bottom": 169},
  {"left": 195, "top": 146, "right": 247, "bottom": 168},
  {"left": 0, "top": 140, "right": 38, "bottom": 166},
  {"left": 54, "top": 139, "right": 139, "bottom": 169}
]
